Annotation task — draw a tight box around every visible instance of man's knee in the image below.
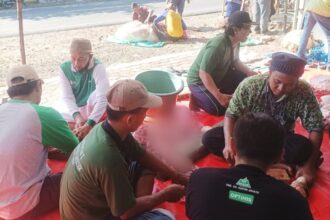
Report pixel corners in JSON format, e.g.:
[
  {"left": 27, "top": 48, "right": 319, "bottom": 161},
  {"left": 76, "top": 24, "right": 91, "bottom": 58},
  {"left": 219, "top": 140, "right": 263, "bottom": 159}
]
[{"left": 284, "top": 133, "right": 314, "bottom": 166}]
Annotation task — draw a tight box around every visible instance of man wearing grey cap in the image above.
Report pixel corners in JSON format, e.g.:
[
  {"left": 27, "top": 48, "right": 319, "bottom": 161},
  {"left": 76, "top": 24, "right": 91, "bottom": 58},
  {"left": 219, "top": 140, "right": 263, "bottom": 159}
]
[
  {"left": 60, "top": 79, "right": 188, "bottom": 220},
  {"left": 59, "top": 38, "right": 110, "bottom": 140},
  {"left": 202, "top": 52, "right": 324, "bottom": 197},
  {"left": 0, "top": 65, "right": 78, "bottom": 220}
]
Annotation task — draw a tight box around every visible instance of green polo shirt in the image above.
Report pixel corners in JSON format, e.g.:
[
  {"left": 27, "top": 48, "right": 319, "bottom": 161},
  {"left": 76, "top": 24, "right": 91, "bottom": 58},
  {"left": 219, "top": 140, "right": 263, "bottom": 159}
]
[
  {"left": 60, "top": 123, "right": 145, "bottom": 220},
  {"left": 226, "top": 74, "right": 324, "bottom": 133},
  {"left": 187, "top": 34, "right": 239, "bottom": 85}
]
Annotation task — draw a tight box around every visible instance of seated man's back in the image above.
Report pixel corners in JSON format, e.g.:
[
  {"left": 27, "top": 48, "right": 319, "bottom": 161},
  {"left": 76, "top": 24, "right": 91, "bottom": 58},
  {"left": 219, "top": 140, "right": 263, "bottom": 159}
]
[
  {"left": 186, "top": 166, "right": 312, "bottom": 220},
  {"left": 186, "top": 112, "right": 313, "bottom": 220},
  {"left": 0, "top": 65, "right": 78, "bottom": 220}
]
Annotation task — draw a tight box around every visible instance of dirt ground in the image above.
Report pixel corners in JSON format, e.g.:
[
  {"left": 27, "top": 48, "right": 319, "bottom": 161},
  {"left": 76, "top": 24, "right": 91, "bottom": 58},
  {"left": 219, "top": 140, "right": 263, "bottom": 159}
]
[{"left": 0, "top": 12, "right": 285, "bottom": 88}]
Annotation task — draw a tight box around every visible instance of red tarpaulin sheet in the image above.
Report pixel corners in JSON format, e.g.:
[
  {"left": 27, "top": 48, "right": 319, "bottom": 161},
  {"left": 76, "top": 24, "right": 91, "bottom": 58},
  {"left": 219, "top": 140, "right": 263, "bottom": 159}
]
[{"left": 42, "top": 103, "right": 330, "bottom": 220}]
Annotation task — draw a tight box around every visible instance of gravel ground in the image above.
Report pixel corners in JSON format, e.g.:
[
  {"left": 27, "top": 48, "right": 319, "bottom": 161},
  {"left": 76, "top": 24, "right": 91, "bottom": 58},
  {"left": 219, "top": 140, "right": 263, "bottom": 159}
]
[
  {"left": 0, "top": 13, "right": 224, "bottom": 86},
  {"left": 0, "top": 12, "right": 285, "bottom": 87}
]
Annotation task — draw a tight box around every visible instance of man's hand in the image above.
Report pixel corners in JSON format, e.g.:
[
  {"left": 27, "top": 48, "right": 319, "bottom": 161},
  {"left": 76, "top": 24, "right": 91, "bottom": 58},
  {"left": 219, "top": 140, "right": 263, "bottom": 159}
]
[
  {"left": 217, "top": 93, "right": 232, "bottom": 107},
  {"left": 74, "top": 114, "right": 86, "bottom": 129},
  {"left": 172, "top": 170, "right": 193, "bottom": 186},
  {"left": 247, "top": 70, "right": 259, "bottom": 76},
  {"left": 323, "top": 117, "right": 330, "bottom": 128},
  {"left": 223, "top": 145, "right": 235, "bottom": 165},
  {"left": 162, "top": 184, "right": 185, "bottom": 202},
  {"left": 295, "top": 164, "right": 317, "bottom": 187},
  {"left": 74, "top": 123, "right": 92, "bottom": 140},
  {"left": 291, "top": 176, "right": 308, "bottom": 198}
]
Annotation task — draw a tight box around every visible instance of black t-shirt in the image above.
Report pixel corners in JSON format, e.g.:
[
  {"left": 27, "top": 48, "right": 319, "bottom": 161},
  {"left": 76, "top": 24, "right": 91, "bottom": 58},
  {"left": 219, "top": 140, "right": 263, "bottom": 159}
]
[{"left": 186, "top": 164, "right": 313, "bottom": 220}]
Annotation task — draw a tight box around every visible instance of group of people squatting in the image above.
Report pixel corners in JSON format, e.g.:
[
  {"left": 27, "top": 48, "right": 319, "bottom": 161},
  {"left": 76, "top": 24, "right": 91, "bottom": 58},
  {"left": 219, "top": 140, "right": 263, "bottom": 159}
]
[{"left": 1, "top": 6, "right": 329, "bottom": 220}]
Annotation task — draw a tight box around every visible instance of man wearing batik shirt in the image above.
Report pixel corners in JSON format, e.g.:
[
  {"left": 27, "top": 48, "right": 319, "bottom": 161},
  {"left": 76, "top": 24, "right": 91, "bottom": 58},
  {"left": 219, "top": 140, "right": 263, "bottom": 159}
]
[{"left": 202, "top": 52, "right": 324, "bottom": 197}]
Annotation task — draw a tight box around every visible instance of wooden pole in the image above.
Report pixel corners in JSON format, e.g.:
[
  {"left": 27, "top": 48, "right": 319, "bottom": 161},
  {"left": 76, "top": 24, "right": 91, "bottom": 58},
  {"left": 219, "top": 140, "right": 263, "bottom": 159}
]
[
  {"left": 293, "top": 0, "right": 300, "bottom": 30},
  {"left": 283, "top": 0, "right": 287, "bottom": 32},
  {"left": 221, "top": 0, "right": 225, "bottom": 16},
  {"left": 17, "top": 0, "right": 26, "bottom": 64}
]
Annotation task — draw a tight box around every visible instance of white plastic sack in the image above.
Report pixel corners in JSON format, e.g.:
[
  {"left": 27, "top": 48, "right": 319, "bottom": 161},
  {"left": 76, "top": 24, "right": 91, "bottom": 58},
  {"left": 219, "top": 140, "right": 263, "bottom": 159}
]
[{"left": 115, "top": 21, "right": 159, "bottom": 42}]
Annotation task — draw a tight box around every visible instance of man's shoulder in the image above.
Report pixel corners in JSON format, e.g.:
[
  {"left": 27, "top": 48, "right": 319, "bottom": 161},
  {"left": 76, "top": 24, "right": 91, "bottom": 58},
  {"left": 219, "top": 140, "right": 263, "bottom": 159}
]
[
  {"left": 297, "top": 79, "right": 313, "bottom": 91},
  {"left": 60, "top": 60, "right": 72, "bottom": 69},
  {"left": 238, "top": 74, "right": 267, "bottom": 90},
  {"left": 140, "top": 6, "right": 150, "bottom": 11},
  {"left": 290, "top": 79, "right": 316, "bottom": 101},
  {"left": 23, "top": 104, "right": 63, "bottom": 123},
  {"left": 94, "top": 58, "right": 102, "bottom": 65},
  {"left": 82, "top": 125, "right": 124, "bottom": 165},
  {"left": 245, "top": 74, "right": 268, "bottom": 82},
  {"left": 189, "top": 168, "right": 228, "bottom": 184},
  {"left": 205, "top": 34, "right": 227, "bottom": 48},
  {"left": 265, "top": 177, "right": 309, "bottom": 208}
]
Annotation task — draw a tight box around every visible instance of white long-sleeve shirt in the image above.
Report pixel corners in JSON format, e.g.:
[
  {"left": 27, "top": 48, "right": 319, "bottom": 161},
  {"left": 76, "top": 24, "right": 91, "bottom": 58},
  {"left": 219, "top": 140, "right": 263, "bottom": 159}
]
[{"left": 59, "top": 58, "right": 109, "bottom": 125}]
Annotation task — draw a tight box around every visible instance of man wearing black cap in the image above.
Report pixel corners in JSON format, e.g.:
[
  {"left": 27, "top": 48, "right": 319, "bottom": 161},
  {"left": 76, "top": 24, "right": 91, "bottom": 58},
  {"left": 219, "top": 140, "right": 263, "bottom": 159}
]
[
  {"left": 202, "top": 52, "right": 324, "bottom": 197},
  {"left": 187, "top": 11, "right": 257, "bottom": 116}
]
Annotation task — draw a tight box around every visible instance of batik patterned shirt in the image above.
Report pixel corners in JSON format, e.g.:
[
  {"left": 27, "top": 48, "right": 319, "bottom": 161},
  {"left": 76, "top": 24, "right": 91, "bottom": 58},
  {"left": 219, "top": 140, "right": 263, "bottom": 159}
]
[{"left": 226, "top": 74, "right": 323, "bottom": 133}]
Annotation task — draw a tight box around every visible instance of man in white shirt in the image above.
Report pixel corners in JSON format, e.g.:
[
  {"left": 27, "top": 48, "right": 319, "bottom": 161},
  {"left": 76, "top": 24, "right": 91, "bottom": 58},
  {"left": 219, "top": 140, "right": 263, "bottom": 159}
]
[
  {"left": 59, "top": 38, "right": 110, "bottom": 140},
  {"left": 0, "top": 65, "right": 78, "bottom": 220}
]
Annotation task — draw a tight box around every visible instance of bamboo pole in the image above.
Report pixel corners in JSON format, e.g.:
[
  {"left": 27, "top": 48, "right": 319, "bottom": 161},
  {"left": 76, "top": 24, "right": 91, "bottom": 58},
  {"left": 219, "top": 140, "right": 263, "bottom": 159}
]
[{"left": 17, "top": 0, "right": 26, "bottom": 64}]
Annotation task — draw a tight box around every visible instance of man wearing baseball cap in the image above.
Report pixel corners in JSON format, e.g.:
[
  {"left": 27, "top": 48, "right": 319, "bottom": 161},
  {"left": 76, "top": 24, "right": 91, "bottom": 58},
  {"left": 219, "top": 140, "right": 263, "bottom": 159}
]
[
  {"left": 0, "top": 65, "right": 79, "bottom": 220},
  {"left": 59, "top": 38, "right": 110, "bottom": 140},
  {"left": 187, "top": 11, "right": 257, "bottom": 116},
  {"left": 60, "top": 79, "right": 187, "bottom": 220},
  {"left": 202, "top": 52, "right": 324, "bottom": 197}
]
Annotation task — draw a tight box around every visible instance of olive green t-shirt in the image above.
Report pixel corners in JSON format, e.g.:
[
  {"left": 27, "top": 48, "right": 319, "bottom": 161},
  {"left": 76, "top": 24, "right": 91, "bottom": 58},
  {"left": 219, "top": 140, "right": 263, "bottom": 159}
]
[
  {"left": 60, "top": 122, "right": 145, "bottom": 220},
  {"left": 187, "top": 34, "right": 239, "bottom": 85}
]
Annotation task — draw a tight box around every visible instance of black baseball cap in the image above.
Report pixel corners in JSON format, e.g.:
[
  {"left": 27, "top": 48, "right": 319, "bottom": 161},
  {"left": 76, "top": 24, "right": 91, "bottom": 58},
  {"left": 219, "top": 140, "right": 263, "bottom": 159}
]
[{"left": 228, "top": 11, "right": 254, "bottom": 26}]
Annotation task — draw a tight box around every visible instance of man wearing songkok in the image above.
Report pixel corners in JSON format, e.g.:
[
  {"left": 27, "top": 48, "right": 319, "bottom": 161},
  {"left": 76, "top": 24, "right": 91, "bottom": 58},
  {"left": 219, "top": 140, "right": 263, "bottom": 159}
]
[{"left": 202, "top": 52, "right": 324, "bottom": 197}]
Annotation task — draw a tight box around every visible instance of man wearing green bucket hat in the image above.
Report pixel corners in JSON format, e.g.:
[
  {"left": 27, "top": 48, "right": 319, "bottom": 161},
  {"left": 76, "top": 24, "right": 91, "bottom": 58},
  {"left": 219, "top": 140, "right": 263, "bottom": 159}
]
[{"left": 187, "top": 11, "right": 257, "bottom": 116}]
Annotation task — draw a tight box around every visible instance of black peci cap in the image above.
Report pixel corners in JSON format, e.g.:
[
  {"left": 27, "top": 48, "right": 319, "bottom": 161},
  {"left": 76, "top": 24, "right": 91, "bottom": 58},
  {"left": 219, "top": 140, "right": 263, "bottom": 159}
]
[{"left": 270, "top": 52, "right": 307, "bottom": 76}]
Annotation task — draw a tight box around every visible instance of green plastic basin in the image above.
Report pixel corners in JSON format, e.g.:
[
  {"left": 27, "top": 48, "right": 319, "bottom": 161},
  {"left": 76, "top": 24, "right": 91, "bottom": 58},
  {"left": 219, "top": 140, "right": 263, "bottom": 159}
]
[
  {"left": 135, "top": 70, "right": 184, "bottom": 116},
  {"left": 135, "top": 70, "right": 184, "bottom": 96}
]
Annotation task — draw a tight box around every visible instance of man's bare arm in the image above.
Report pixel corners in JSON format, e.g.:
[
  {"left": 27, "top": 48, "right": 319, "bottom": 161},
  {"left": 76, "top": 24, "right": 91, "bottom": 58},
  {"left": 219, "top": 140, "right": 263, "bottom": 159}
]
[
  {"left": 296, "top": 131, "right": 323, "bottom": 185},
  {"left": 223, "top": 116, "right": 237, "bottom": 165}
]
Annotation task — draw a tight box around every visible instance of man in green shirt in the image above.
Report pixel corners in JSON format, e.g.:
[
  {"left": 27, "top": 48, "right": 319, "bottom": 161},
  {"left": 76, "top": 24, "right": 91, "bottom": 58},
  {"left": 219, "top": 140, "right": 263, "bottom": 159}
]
[
  {"left": 60, "top": 79, "right": 187, "bottom": 220},
  {"left": 187, "top": 11, "right": 257, "bottom": 116},
  {"left": 202, "top": 52, "right": 324, "bottom": 197}
]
